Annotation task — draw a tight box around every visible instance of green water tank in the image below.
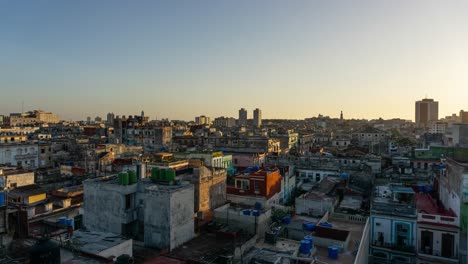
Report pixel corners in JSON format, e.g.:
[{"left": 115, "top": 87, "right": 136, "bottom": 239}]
[
  {"left": 166, "top": 169, "right": 175, "bottom": 182},
  {"left": 129, "top": 171, "right": 137, "bottom": 184},
  {"left": 118, "top": 173, "right": 123, "bottom": 185},
  {"left": 151, "top": 168, "right": 159, "bottom": 182},
  {"left": 121, "top": 172, "right": 129, "bottom": 185},
  {"left": 159, "top": 169, "right": 165, "bottom": 181}
]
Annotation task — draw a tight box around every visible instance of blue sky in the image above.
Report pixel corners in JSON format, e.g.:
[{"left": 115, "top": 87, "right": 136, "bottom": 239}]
[{"left": 1, "top": 1, "right": 467, "bottom": 121}]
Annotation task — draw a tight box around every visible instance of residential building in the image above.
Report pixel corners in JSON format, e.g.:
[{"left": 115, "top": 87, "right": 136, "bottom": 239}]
[
  {"left": 460, "top": 110, "right": 468, "bottom": 124},
  {"left": 369, "top": 185, "right": 417, "bottom": 263},
  {"left": 0, "top": 167, "right": 35, "bottom": 189},
  {"left": 195, "top": 115, "right": 210, "bottom": 125},
  {"left": 253, "top": 108, "right": 262, "bottom": 127},
  {"left": 227, "top": 168, "right": 282, "bottom": 207},
  {"left": 0, "top": 142, "right": 38, "bottom": 169},
  {"left": 239, "top": 108, "right": 247, "bottom": 126},
  {"left": 416, "top": 98, "right": 439, "bottom": 128},
  {"left": 416, "top": 192, "right": 459, "bottom": 263},
  {"left": 84, "top": 175, "right": 195, "bottom": 251},
  {"left": 438, "top": 159, "right": 468, "bottom": 263},
  {"left": 429, "top": 122, "right": 448, "bottom": 134}
]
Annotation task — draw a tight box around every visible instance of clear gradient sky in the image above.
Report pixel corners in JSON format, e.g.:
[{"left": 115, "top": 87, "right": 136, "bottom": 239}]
[{"left": 1, "top": 1, "right": 467, "bottom": 121}]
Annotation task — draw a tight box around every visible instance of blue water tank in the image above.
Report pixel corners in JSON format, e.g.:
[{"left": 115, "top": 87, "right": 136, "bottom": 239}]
[
  {"left": 319, "top": 222, "right": 333, "bottom": 228},
  {"left": 242, "top": 209, "right": 251, "bottom": 216},
  {"left": 418, "top": 185, "right": 424, "bottom": 192},
  {"left": 0, "top": 192, "right": 5, "bottom": 207},
  {"left": 254, "top": 202, "right": 263, "bottom": 210},
  {"left": 340, "top": 172, "right": 349, "bottom": 179},
  {"left": 303, "top": 222, "right": 316, "bottom": 231},
  {"left": 304, "top": 235, "right": 314, "bottom": 247},
  {"left": 328, "top": 246, "right": 339, "bottom": 259},
  {"left": 282, "top": 216, "right": 292, "bottom": 225},
  {"left": 252, "top": 210, "right": 260, "bottom": 216},
  {"left": 299, "top": 240, "right": 311, "bottom": 254},
  {"left": 424, "top": 186, "right": 433, "bottom": 193},
  {"left": 59, "top": 217, "right": 67, "bottom": 226}
]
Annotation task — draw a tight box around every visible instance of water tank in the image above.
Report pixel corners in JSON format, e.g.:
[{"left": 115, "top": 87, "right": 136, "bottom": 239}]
[
  {"left": 340, "top": 172, "right": 349, "bottom": 179},
  {"left": 303, "top": 222, "right": 316, "bottom": 231},
  {"left": 115, "top": 254, "right": 135, "bottom": 264},
  {"left": 121, "top": 172, "right": 129, "bottom": 185},
  {"left": 242, "top": 209, "right": 251, "bottom": 216},
  {"left": 282, "top": 216, "right": 292, "bottom": 225},
  {"left": 304, "top": 235, "right": 314, "bottom": 247},
  {"left": 151, "top": 168, "right": 159, "bottom": 182},
  {"left": 418, "top": 185, "right": 424, "bottom": 192},
  {"left": 59, "top": 217, "right": 67, "bottom": 226},
  {"left": 29, "top": 239, "right": 61, "bottom": 264},
  {"left": 319, "top": 222, "right": 332, "bottom": 228},
  {"left": 299, "top": 240, "right": 311, "bottom": 254},
  {"left": 424, "top": 186, "right": 432, "bottom": 193},
  {"left": 66, "top": 218, "right": 75, "bottom": 229},
  {"left": 166, "top": 169, "right": 175, "bottom": 182},
  {"left": 159, "top": 169, "right": 166, "bottom": 181},
  {"left": 254, "top": 202, "right": 263, "bottom": 210},
  {"left": 129, "top": 171, "right": 137, "bottom": 184},
  {"left": 0, "top": 191, "right": 5, "bottom": 207},
  {"left": 328, "top": 246, "right": 339, "bottom": 259},
  {"left": 252, "top": 210, "right": 260, "bottom": 216}
]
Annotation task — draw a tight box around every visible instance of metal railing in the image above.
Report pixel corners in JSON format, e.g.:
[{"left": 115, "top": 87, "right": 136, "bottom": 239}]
[{"left": 371, "top": 240, "right": 416, "bottom": 253}]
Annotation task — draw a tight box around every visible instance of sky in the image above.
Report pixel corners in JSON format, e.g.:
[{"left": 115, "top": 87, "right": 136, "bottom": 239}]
[{"left": 1, "top": 0, "right": 467, "bottom": 121}]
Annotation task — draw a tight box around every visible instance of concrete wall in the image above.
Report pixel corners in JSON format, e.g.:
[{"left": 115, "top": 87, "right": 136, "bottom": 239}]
[
  {"left": 214, "top": 205, "right": 271, "bottom": 237},
  {"left": 83, "top": 179, "right": 138, "bottom": 234},
  {"left": 144, "top": 184, "right": 194, "bottom": 250},
  {"left": 0, "top": 172, "right": 35, "bottom": 189},
  {"left": 295, "top": 196, "right": 335, "bottom": 217}
]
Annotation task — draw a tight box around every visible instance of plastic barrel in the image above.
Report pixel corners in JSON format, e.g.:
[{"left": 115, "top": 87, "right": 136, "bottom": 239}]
[
  {"left": 282, "top": 216, "right": 292, "bottom": 225},
  {"left": 299, "top": 240, "right": 311, "bottom": 254},
  {"left": 303, "top": 222, "right": 316, "bottom": 231},
  {"left": 242, "top": 209, "right": 251, "bottom": 216},
  {"left": 0, "top": 192, "right": 5, "bottom": 207},
  {"left": 304, "top": 235, "right": 314, "bottom": 248},
  {"left": 254, "top": 202, "right": 263, "bottom": 210},
  {"left": 319, "top": 222, "right": 332, "bottom": 228},
  {"left": 121, "top": 172, "right": 129, "bottom": 185},
  {"left": 328, "top": 246, "right": 339, "bottom": 259},
  {"left": 252, "top": 210, "right": 260, "bottom": 216},
  {"left": 166, "top": 169, "right": 175, "bottom": 182},
  {"left": 59, "top": 217, "right": 67, "bottom": 226},
  {"left": 129, "top": 171, "right": 137, "bottom": 184}
]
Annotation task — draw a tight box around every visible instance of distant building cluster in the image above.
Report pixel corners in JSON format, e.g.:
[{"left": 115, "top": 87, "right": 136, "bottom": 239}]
[{"left": 0, "top": 102, "right": 467, "bottom": 263}]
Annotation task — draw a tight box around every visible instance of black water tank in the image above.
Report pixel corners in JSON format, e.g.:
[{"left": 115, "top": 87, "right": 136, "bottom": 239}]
[{"left": 29, "top": 239, "right": 60, "bottom": 264}]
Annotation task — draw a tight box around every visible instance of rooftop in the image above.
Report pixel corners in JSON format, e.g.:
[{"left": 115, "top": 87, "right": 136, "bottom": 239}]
[
  {"left": 70, "top": 230, "right": 130, "bottom": 257},
  {"left": 416, "top": 192, "right": 455, "bottom": 217}
]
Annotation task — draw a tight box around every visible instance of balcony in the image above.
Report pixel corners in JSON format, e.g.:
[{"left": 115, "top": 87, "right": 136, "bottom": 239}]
[
  {"left": 371, "top": 240, "right": 416, "bottom": 253},
  {"left": 417, "top": 213, "right": 459, "bottom": 227},
  {"left": 15, "top": 153, "right": 37, "bottom": 160},
  {"left": 418, "top": 249, "right": 458, "bottom": 262}
]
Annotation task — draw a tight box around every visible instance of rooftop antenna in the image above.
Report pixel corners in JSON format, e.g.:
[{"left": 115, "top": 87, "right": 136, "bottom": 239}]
[{"left": 21, "top": 100, "right": 24, "bottom": 114}]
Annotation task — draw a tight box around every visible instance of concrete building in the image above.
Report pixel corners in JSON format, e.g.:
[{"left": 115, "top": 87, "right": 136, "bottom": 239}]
[
  {"left": 416, "top": 98, "right": 439, "bottom": 128},
  {"left": 253, "top": 108, "right": 262, "bottom": 127},
  {"left": 239, "top": 108, "right": 247, "bottom": 126},
  {"left": 460, "top": 110, "right": 468, "bottom": 124},
  {"left": 0, "top": 142, "right": 38, "bottom": 169},
  {"left": 0, "top": 167, "right": 35, "bottom": 189},
  {"left": 213, "top": 116, "right": 236, "bottom": 128},
  {"left": 415, "top": 192, "right": 459, "bottom": 263},
  {"left": 446, "top": 124, "right": 468, "bottom": 147},
  {"left": 369, "top": 185, "right": 417, "bottom": 263},
  {"left": 227, "top": 168, "right": 282, "bottom": 207},
  {"left": 429, "top": 122, "right": 448, "bottom": 134},
  {"left": 438, "top": 159, "right": 468, "bottom": 263},
  {"left": 195, "top": 115, "right": 210, "bottom": 125},
  {"left": 83, "top": 176, "right": 195, "bottom": 251}
]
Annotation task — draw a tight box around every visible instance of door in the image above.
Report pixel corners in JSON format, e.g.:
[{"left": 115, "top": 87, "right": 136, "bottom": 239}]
[{"left": 441, "top": 233, "right": 454, "bottom": 258}]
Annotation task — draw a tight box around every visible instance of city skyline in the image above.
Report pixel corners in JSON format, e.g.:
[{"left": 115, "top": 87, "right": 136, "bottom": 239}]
[{"left": 1, "top": 1, "right": 468, "bottom": 121}]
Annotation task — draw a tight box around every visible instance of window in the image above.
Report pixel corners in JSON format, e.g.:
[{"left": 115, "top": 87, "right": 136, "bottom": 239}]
[
  {"left": 234, "top": 158, "right": 238, "bottom": 165},
  {"left": 242, "top": 180, "right": 250, "bottom": 190},
  {"left": 10, "top": 183, "right": 17, "bottom": 188},
  {"left": 125, "top": 194, "right": 133, "bottom": 209},
  {"left": 236, "top": 180, "right": 242, "bottom": 189},
  {"left": 41, "top": 149, "right": 45, "bottom": 154}
]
